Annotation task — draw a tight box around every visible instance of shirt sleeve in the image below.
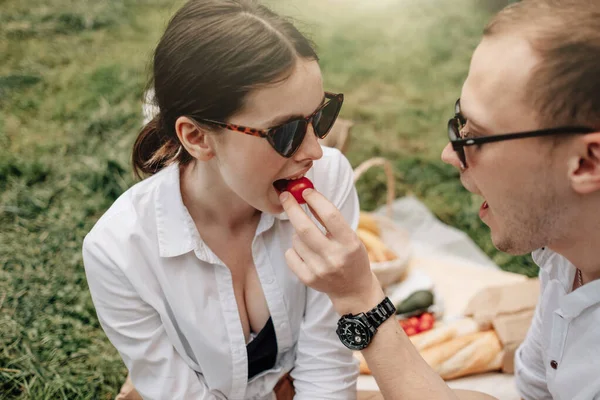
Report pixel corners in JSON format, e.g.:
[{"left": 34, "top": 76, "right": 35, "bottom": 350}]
[
  {"left": 291, "top": 150, "right": 359, "bottom": 399},
  {"left": 83, "top": 235, "right": 222, "bottom": 400},
  {"left": 514, "top": 277, "right": 552, "bottom": 400}
]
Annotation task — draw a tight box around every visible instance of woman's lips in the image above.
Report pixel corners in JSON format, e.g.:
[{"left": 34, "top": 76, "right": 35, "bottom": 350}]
[
  {"left": 273, "top": 179, "right": 289, "bottom": 194},
  {"left": 273, "top": 171, "right": 308, "bottom": 195}
]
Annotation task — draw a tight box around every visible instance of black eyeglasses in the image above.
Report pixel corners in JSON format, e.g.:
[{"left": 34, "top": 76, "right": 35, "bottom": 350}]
[
  {"left": 195, "top": 92, "right": 344, "bottom": 158},
  {"left": 448, "top": 98, "right": 596, "bottom": 168}
]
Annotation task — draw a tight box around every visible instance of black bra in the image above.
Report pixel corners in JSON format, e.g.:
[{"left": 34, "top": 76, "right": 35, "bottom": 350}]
[{"left": 246, "top": 317, "right": 278, "bottom": 379}]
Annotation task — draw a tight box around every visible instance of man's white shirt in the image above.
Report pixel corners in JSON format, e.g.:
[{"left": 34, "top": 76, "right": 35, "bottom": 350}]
[{"left": 515, "top": 247, "right": 600, "bottom": 400}]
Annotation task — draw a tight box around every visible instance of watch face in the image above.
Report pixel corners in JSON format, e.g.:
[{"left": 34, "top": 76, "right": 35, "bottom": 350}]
[{"left": 337, "top": 318, "right": 371, "bottom": 350}]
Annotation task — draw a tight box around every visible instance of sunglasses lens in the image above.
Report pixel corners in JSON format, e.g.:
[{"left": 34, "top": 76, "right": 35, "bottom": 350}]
[
  {"left": 448, "top": 118, "right": 466, "bottom": 166},
  {"left": 448, "top": 119, "right": 459, "bottom": 141},
  {"left": 269, "top": 95, "right": 342, "bottom": 157},
  {"left": 313, "top": 97, "right": 341, "bottom": 138},
  {"left": 271, "top": 120, "right": 307, "bottom": 157}
]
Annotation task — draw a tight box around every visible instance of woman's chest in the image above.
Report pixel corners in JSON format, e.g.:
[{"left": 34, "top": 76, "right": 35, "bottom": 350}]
[{"left": 149, "top": 234, "right": 307, "bottom": 369}]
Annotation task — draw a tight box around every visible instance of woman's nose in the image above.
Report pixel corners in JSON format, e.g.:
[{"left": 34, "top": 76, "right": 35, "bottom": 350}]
[{"left": 293, "top": 124, "right": 323, "bottom": 162}]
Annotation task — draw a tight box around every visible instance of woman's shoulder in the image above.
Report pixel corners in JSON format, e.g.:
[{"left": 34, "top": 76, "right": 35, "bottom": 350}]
[
  {"left": 310, "top": 146, "right": 354, "bottom": 190},
  {"left": 83, "top": 166, "right": 172, "bottom": 252}
]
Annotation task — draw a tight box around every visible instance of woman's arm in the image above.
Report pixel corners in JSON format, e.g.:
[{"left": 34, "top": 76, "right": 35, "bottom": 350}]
[
  {"left": 290, "top": 150, "right": 360, "bottom": 399},
  {"left": 290, "top": 288, "right": 359, "bottom": 399},
  {"left": 83, "top": 236, "right": 220, "bottom": 400}
]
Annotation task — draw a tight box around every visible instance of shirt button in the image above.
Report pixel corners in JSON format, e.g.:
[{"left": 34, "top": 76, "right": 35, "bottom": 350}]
[{"left": 550, "top": 360, "right": 558, "bottom": 369}]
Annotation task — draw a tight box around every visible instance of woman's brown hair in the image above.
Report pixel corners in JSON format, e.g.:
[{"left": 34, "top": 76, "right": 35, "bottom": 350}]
[{"left": 132, "top": 0, "right": 318, "bottom": 179}]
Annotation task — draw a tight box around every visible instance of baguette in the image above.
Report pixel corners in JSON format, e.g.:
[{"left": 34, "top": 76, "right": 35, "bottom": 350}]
[
  {"left": 409, "top": 318, "right": 480, "bottom": 351},
  {"left": 420, "top": 331, "right": 484, "bottom": 367},
  {"left": 435, "top": 331, "right": 503, "bottom": 380},
  {"left": 355, "top": 323, "right": 502, "bottom": 381},
  {"left": 355, "top": 329, "right": 483, "bottom": 376}
]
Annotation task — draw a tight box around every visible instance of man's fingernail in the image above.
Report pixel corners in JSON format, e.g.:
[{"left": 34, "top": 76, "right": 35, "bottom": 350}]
[
  {"left": 302, "top": 188, "right": 314, "bottom": 197},
  {"left": 280, "top": 192, "right": 290, "bottom": 202}
]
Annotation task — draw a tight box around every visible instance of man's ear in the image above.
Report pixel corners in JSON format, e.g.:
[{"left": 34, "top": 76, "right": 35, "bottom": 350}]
[
  {"left": 567, "top": 133, "right": 600, "bottom": 195},
  {"left": 175, "top": 116, "right": 215, "bottom": 161}
]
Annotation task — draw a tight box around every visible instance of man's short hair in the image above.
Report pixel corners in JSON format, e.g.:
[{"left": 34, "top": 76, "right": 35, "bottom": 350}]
[{"left": 484, "top": 0, "right": 600, "bottom": 128}]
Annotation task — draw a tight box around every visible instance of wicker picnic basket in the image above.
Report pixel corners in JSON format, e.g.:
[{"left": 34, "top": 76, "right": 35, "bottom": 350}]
[{"left": 353, "top": 157, "right": 412, "bottom": 287}]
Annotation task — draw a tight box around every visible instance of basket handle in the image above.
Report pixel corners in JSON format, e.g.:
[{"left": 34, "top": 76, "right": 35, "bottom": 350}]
[{"left": 353, "top": 157, "right": 395, "bottom": 218}]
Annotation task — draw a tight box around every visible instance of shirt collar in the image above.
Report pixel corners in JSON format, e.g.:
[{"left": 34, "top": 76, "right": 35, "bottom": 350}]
[
  {"left": 559, "top": 264, "right": 600, "bottom": 319},
  {"left": 154, "top": 163, "right": 287, "bottom": 260},
  {"left": 154, "top": 163, "right": 198, "bottom": 258},
  {"left": 559, "top": 276, "right": 600, "bottom": 319},
  {"left": 274, "top": 211, "right": 289, "bottom": 221},
  {"left": 543, "top": 252, "right": 600, "bottom": 319}
]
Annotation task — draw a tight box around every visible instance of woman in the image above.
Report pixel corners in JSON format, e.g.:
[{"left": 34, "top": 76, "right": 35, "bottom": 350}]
[{"left": 82, "top": 1, "right": 359, "bottom": 398}]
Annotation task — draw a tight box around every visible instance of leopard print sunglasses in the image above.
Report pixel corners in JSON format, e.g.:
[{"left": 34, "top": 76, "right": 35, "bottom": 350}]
[{"left": 196, "top": 92, "right": 344, "bottom": 158}]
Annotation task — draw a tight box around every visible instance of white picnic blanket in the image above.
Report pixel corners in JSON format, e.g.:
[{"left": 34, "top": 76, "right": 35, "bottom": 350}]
[
  {"left": 375, "top": 195, "right": 496, "bottom": 268},
  {"left": 361, "top": 196, "right": 520, "bottom": 400},
  {"left": 358, "top": 373, "right": 518, "bottom": 400}
]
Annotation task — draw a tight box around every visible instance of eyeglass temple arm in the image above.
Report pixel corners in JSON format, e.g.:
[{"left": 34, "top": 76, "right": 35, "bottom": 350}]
[
  {"left": 455, "top": 126, "right": 595, "bottom": 146},
  {"left": 200, "top": 119, "right": 270, "bottom": 138}
]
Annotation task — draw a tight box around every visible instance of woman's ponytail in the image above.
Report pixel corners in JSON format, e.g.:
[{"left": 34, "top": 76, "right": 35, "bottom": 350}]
[{"left": 131, "top": 116, "right": 184, "bottom": 179}]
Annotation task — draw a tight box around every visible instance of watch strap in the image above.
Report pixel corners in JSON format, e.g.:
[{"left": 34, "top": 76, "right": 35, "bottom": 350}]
[{"left": 365, "top": 297, "right": 396, "bottom": 328}]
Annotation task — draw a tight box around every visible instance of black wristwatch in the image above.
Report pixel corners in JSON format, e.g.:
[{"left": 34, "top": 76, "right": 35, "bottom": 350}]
[{"left": 336, "top": 297, "right": 396, "bottom": 350}]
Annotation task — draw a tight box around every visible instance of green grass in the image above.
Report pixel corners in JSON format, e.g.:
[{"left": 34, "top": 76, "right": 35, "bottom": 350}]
[{"left": 0, "top": 0, "right": 536, "bottom": 398}]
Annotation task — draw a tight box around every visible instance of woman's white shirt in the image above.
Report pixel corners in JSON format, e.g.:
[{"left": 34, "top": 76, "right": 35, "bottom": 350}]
[{"left": 82, "top": 146, "right": 360, "bottom": 400}]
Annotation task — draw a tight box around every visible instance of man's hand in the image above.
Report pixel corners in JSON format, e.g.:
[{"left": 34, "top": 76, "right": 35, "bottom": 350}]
[
  {"left": 280, "top": 188, "right": 385, "bottom": 315},
  {"left": 280, "top": 188, "right": 465, "bottom": 400}
]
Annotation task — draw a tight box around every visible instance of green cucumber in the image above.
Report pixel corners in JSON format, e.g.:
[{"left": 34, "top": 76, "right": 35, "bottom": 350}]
[{"left": 395, "top": 290, "right": 434, "bottom": 315}]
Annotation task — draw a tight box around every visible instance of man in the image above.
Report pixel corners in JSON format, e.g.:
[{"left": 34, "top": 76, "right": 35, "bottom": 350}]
[{"left": 279, "top": 1, "right": 600, "bottom": 399}]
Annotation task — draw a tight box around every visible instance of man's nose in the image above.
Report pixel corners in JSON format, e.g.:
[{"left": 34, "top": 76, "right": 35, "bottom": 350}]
[{"left": 441, "top": 143, "right": 462, "bottom": 169}]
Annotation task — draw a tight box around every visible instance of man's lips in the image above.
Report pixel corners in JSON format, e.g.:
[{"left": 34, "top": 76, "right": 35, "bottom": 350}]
[
  {"left": 479, "top": 200, "right": 490, "bottom": 218},
  {"left": 460, "top": 180, "right": 489, "bottom": 217}
]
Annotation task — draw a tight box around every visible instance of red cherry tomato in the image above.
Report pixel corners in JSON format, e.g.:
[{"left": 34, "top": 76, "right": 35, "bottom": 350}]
[
  {"left": 408, "top": 317, "right": 420, "bottom": 327},
  {"left": 419, "top": 313, "right": 435, "bottom": 324},
  {"left": 420, "top": 313, "right": 434, "bottom": 323},
  {"left": 404, "top": 326, "right": 418, "bottom": 336},
  {"left": 418, "top": 320, "right": 434, "bottom": 333},
  {"left": 286, "top": 177, "right": 314, "bottom": 204}
]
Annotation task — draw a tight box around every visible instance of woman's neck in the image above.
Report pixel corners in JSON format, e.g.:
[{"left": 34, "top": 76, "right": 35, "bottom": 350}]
[{"left": 180, "top": 162, "right": 260, "bottom": 231}]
